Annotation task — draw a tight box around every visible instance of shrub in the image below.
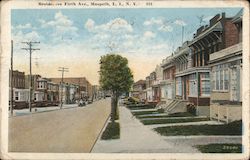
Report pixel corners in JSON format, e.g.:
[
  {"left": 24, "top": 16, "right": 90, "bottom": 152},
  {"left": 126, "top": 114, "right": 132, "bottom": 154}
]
[
  {"left": 186, "top": 103, "right": 196, "bottom": 115},
  {"left": 157, "top": 108, "right": 165, "bottom": 113},
  {"left": 101, "top": 122, "right": 120, "bottom": 140}
]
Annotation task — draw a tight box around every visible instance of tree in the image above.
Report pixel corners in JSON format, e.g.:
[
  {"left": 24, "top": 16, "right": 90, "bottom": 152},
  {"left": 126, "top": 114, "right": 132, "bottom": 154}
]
[{"left": 99, "top": 54, "right": 133, "bottom": 122}]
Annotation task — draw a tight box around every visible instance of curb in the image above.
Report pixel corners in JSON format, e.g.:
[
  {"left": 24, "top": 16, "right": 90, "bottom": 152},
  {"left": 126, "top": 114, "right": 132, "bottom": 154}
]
[{"left": 89, "top": 113, "right": 111, "bottom": 153}]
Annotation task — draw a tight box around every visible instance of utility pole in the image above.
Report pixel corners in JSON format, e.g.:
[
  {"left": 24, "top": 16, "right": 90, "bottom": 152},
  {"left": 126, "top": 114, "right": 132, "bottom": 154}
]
[
  {"left": 21, "top": 41, "right": 40, "bottom": 112},
  {"left": 181, "top": 26, "right": 184, "bottom": 45},
  {"left": 10, "top": 40, "right": 14, "bottom": 115},
  {"left": 58, "top": 67, "right": 69, "bottom": 109},
  {"left": 197, "top": 15, "right": 205, "bottom": 27}
]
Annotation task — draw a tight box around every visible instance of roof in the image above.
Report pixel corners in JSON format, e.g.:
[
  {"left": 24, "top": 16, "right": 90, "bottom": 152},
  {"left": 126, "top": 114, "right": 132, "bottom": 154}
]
[
  {"left": 50, "top": 77, "right": 91, "bottom": 87},
  {"left": 189, "top": 21, "right": 223, "bottom": 46},
  {"left": 134, "top": 80, "right": 146, "bottom": 85},
  {"left": 232, "top": 9, "right": 243, "bottom": 23}
]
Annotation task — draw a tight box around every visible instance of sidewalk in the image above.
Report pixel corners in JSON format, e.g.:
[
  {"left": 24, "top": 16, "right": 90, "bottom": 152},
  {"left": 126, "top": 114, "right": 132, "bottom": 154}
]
[
  {"left": 9, "top": 102, "right": 94, "bottom": 117},
  {"left": 91, "top": 105, "right": 198, "bottom": 153},
  {"left": 92, "top": 105, "right": 242, "bottom": 153}
]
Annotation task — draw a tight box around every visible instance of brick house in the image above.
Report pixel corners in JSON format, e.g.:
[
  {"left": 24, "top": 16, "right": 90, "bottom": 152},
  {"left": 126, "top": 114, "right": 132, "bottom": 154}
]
[
  {"left": 209, "top": 9, "right": 243, "bottom": 122},
  {"left": 9, "top": 70, "right": 29, "bottom": 109},
  {"left": 170, "top": 12, "right": 240, "bottom": 116}
]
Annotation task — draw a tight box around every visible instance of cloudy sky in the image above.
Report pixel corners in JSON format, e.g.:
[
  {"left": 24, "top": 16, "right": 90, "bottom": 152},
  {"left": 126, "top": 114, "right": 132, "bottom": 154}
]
[{"left": 11, "top": 8, "right": 241, "bottom": 85}]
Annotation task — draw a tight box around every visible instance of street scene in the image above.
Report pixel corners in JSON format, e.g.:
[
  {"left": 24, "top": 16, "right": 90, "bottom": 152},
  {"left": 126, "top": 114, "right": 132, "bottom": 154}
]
[{"left": 8, "top": 6, "right": 245, "bottom": 156}]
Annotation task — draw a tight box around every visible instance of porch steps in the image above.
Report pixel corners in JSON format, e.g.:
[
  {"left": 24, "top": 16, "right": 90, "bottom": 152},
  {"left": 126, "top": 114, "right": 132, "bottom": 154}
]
[
  {"left": 158, "top": 99, "right": 186, "bottom": 114},
  {"left": 166, "top": 100, "right": 181, "bottom": 112}
]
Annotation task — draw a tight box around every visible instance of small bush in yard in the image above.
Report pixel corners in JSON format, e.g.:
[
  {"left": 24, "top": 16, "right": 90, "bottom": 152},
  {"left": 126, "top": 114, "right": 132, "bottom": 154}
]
[
  {"left": 101, "top": 122, "right": 120, "bottom": 140},
  {"left": 157, "top": 108, "right": 165, "bottom": 113},
  {"left": 186, "top": 103, "right": 196, "bottom": 115}
]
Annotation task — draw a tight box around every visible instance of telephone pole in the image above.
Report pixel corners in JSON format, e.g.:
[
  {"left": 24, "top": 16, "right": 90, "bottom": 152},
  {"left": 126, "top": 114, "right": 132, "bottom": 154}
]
[
  {"left": 58, "top": 67, "right": 69, "bottom": 109},
  {"left": 181, "top": 25, "right": 184, "bottom": 45},
  {"left": 10, "top": 40, "right": 14, "bottom": 115},
  {"left": 21, "top": 41, "right": 40, "bottom": 112}
]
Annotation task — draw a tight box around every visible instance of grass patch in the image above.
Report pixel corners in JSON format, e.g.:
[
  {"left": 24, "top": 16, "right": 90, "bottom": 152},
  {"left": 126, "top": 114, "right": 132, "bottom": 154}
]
[
  {"left": 138, "top": 112, "right": 195, "bottom": 119},
  {"left": 132, "top": 110, "right": 159, "bottom": 116},
  {"left": 101, "top": 122, "right": 120, "bottom": 140},
  {"left": 195, "top": 143, "right": 242, "bottom": 153},
  {"left": 141, "top": 117, "right": 209, "bottom": 125},
  {"left": 154, "top": 120, "right": 242, "bottom": 136},
  {"left": 127, "top": 104, "right": 155, "bottom": 110}
]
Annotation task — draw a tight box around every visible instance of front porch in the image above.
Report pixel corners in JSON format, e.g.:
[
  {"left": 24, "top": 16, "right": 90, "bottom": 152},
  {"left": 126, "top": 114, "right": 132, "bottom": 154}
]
[{"left": 210, "top": 104, "right": 242, "bottom": 123}]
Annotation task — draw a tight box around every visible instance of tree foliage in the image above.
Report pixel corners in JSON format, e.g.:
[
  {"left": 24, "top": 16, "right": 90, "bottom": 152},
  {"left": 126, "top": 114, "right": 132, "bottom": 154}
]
[{"left": 99, "top": 54, "right": 133, "bottom": 95}]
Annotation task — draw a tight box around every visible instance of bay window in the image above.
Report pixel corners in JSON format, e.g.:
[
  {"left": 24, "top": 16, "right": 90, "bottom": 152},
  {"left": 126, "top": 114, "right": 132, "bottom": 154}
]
[
  {"left": 201, "top": 73, "right": 210, "bottom": 96},
  {"left": 213, "top": 64, "right": 229, "bottom": 91}
]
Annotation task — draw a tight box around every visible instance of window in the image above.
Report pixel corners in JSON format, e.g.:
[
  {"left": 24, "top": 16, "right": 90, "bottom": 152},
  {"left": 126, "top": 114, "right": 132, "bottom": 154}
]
[
  {"left": 220, "top": 69, "right": 223, "bottom": 90},
  {"left": 189, "top": 74, "right": 197, "bottom": 96},
  {"left": 15, "top": 91, "right": 19, "bottom": 101},
  {"left": 213, "top": 64, "right": 229, "bottom": 91},
  {"left": 201, "top": 73, "right": 210, "bottom": 96},
  {"left": 216, "top": 70, "right": 219, "bottom": 90},
  {"left": 224, "top": 69, "right": 229, "bottom": 90}
]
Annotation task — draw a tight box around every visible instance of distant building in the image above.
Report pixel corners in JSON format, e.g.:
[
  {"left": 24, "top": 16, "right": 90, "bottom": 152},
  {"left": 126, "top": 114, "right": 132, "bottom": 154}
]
[
  {"left": 131, "top": 80, "right": 146, "bottom": 101},
  {"left": 9, "top": 70, "right": 29, "bottom": 109},
  {"left": 50, "top": 77, "right": 92, "bottom": 99},
  {"left": 152, "top": 65, "right": 163, "bottom": 103},
  {"left": 47, "top": 81, "right": 59, "bottom": 105},
  {"left": 145, "top": 76, "right": 152, "bottom": 102},
  {"left": 9, "top": 70, "right": 25, "bottom": 89}
]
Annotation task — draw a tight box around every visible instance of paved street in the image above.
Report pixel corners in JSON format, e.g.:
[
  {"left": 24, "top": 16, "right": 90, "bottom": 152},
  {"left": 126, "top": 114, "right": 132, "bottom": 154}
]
[{"left": 9, "top": 98, "right": 111, "bottom": 153}]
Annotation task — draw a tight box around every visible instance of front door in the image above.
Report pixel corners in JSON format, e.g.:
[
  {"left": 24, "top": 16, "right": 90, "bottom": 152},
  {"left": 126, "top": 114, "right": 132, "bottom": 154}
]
[{"left": 167, "top": 84, "right": 172, "bottom": 99}]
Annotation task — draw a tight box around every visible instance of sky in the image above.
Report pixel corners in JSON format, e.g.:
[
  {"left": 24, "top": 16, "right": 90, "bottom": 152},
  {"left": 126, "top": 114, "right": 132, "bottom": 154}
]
[{"left": 11, "top": 8, "right": 241, "bottom": 85}]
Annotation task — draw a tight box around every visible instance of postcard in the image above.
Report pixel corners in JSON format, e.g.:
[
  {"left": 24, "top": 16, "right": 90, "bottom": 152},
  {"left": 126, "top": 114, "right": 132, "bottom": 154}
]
[{"left": 1, "top": 0, "right": 249, "bottom": 159}]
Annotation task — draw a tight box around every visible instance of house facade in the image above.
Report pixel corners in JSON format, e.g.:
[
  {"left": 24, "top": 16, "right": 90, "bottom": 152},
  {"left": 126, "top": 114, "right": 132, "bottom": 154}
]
[
  {"left": 160, "top": 56, "right": 176, "bottom": 102},
  {"left": 131, "top": 80, "right": 146, "bottom": 101},
  {"left": 151, "top": 65, "right": 163, "bottom": 103},
  {"left": 9, "top": 70, "right": 29, "bottom": 109},
  {"left": 50, "top": 77, "right": 92, "bottom": 99},
  {"left": 209, "top": 9, "right": 242, "bottom": 122},
  {"left": 47, "top": 81, "right": 59, "bottom": 105},
  {"left": 145, "top": 76, "right": 153, "bottom": 102}
]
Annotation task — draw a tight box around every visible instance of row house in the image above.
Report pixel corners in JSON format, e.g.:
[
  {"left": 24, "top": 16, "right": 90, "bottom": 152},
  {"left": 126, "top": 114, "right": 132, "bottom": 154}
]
[
  {"left": 143, "top": 65, "right": 163, "bottom": 103},
  {"left": 9, "top": 70, "right": 29, "bottom": 109},
  {"left": 209, "top": 9, "right": 243, "bottom": 122},
  {"left": 47, "top": 81, "right": 60, "bottom": 105},
  {"left": 160, "top": 56, "right": 176, "bottom": 102},
  {"left": 171, "top": 12, "right": 241, "bottom": 116},
  {"left": 145, "top": 73, "right": 154, "bottom": 102},
  {"left": 143, "top": 11, "right": 243, "bottom": 119},
  {"left": 131, "top": 80, "right": 146, "bottom": 101},
  {"left": 50, "top": 77, "right": 92, "bottom": 99},
  {"left": 152, "top": 65, "right": 163, "bottom": 103},
  {"left": 32, "top": 76, "right": 60, "bottom": 106}
]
